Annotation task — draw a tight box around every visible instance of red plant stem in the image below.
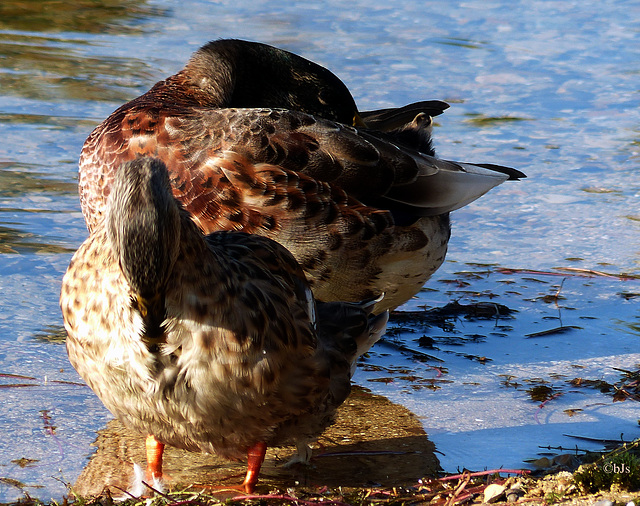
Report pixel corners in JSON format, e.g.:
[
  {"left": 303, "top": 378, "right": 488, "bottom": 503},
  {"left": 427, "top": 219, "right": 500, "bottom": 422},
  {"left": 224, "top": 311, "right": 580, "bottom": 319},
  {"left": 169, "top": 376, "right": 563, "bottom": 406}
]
[
  {"left": 231, "top": 494, "right": 351, "bottom": 506},
  {"left": 439, "top": 468, "right": 530, "bottom": 481}
]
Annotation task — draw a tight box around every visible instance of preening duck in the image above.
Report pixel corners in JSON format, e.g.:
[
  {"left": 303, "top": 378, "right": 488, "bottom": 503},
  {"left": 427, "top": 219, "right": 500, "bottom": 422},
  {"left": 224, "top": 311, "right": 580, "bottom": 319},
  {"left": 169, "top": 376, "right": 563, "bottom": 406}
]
[
  {"left": 78, "top": 39, "right": 524, "bottom": 314},
  {"left": 61, "top": 157, "right": 388, "bottom": 493}
]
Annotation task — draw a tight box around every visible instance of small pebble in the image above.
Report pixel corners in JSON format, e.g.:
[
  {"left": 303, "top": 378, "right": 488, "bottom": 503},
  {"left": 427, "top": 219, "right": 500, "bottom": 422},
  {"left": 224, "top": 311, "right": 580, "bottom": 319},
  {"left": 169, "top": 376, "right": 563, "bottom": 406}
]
[
  {"left": 505, "top": 486, "right": 523, "bottom": 503},
  {"left": 483, "top": 483, "right": 506, "bottom": 503}
]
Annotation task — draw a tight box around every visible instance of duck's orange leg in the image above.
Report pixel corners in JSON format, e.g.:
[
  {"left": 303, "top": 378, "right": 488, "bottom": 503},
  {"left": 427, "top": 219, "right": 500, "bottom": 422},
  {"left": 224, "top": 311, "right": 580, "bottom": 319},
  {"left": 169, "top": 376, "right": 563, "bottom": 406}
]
[
  {"left": 241, "top": 442, "right": 267, "bottom": 493},
  {"left": 145, "top": 434, "right": 165, "bottom": 482}
]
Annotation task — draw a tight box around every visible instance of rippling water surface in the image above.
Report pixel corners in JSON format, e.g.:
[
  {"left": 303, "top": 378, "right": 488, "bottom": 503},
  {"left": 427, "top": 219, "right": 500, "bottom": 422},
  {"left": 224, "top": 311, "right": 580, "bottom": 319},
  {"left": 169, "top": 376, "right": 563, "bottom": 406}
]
[{"left": 0, "top": 0, "right": 638, "bottom": 501}]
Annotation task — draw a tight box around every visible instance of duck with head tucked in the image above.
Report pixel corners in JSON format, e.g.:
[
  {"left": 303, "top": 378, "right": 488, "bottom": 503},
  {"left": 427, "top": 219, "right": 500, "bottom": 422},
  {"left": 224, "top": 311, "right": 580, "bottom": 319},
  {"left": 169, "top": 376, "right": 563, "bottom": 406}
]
[
  {"left": 61, "top": 157, "right": 388, "bottom": 493},
  {"left": 78, "top": 39, "right": 524, "bottom": 314}
]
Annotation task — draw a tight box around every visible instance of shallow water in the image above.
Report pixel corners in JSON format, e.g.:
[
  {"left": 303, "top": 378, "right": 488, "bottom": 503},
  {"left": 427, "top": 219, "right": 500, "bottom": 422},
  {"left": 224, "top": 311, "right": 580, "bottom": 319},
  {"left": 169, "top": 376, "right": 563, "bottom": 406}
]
[{"left": 0, "top": 0, "right": 638, "bottom": 501}]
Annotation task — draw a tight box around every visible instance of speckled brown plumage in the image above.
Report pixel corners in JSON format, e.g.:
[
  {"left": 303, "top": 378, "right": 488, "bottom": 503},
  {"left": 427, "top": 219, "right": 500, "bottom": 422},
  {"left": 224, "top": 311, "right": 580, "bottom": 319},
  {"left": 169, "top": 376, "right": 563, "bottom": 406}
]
[
  {"left": 79, "top": 39, "right": 524, "bottom": 312},
  {"left": 61, "top": 158, "right": 388, "bottom": 491}
]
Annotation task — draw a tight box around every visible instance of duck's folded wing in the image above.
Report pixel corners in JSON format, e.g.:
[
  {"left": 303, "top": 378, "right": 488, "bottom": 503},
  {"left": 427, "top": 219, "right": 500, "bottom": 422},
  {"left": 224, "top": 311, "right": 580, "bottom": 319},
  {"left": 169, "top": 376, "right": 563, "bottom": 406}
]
[
  {"left": 180, "top": 150, "right": 393, "bottom": 241},
  {"left": 83, "top": 106, "right": 524, "bottom": 232},
  {"left": 169, "top": 108, "right": 421, "bottom": 204},
  {"left": 179, "top": 108, "right": 524, "bottom": 216}
]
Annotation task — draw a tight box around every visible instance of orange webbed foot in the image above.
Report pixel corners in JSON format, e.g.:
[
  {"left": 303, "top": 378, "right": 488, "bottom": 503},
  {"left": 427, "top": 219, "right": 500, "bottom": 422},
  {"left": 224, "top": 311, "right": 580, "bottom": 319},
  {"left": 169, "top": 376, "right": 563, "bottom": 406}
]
[
  {"left": 142, "top": 437, "right": 267, "bottom": 496},
  {"left": 204, "top": 441, "right": 268, "bottom": 494},
  {"left": 145, "top": 434, "right": 166, "bottom": 483},
  {"left": 241, "top": 441, "right": 267, "bottom": 493}
]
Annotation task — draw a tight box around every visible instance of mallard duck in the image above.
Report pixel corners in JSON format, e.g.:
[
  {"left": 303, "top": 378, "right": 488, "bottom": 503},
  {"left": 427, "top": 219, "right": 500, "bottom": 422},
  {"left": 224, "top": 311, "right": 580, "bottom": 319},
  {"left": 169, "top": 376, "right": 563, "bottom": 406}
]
[
  {"left": 78, "top": 39, "right": 524, "bottom": 313},
  {"left": 61, "top": 157, "right": 388, "bottom": 493}
]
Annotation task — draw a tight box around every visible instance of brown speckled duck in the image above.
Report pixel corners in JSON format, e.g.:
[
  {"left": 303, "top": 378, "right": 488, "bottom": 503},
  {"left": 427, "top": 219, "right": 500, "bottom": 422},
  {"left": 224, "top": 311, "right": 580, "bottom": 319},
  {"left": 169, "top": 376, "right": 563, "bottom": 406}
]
[
  {"left": 61, "top": 157, "right": 388, "bottom": 493},
  {"left": 79, "top": 39, "right": 524, "bottom": 313}
]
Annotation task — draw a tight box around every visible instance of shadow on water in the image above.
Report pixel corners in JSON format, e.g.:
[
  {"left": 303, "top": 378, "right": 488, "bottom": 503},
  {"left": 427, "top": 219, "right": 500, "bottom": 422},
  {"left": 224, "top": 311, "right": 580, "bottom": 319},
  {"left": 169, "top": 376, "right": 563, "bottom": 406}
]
[
  {"left": 32, "top": 325, "right": 67, "bottom": 344},
  {"left": 430, "top": 37, "right": 488, "bottom": 50},
  {"left": 357, "top": 264, "right": 640, "bottom": 472},
  {"left": 0, "top": 163, "right": 81, "bottom": 254},
  {"left": 72, "top": 387, "right": 438, "bottom": 496},
  {"left": 0, "top": 112, "right": 100, "bottom": 131}
]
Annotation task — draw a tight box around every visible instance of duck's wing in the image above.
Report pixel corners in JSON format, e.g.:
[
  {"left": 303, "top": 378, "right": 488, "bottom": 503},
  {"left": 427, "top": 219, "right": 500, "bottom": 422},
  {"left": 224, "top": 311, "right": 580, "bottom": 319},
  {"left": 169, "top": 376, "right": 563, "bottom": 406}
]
[
  {"left": 174, "top": 107, "right": 524, "bottom": 212},
  {"left": 174, "top": 229, "right": 326, "bottom": 418},
  {"left": 79, "top": 104, "right": 394, "bottom": 235},
  {"left": 316, "top": 297, "right": 388, "bottom": 366},
  {"left": 80, "top": 105, "right": 523, "bottom": 233}
]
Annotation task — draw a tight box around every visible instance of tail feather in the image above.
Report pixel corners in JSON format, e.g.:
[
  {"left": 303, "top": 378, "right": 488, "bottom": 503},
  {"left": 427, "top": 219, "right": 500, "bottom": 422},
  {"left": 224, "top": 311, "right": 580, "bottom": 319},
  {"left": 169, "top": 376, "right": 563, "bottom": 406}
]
[
  {"left": 472, "top": 163, "right": 526, "bottom": 181},
  {"left": 359, "top": 100, "right": 450, "bottom": 130},
  {"left": 383, "top": 157, "right": 525, "bottom": 216}
]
